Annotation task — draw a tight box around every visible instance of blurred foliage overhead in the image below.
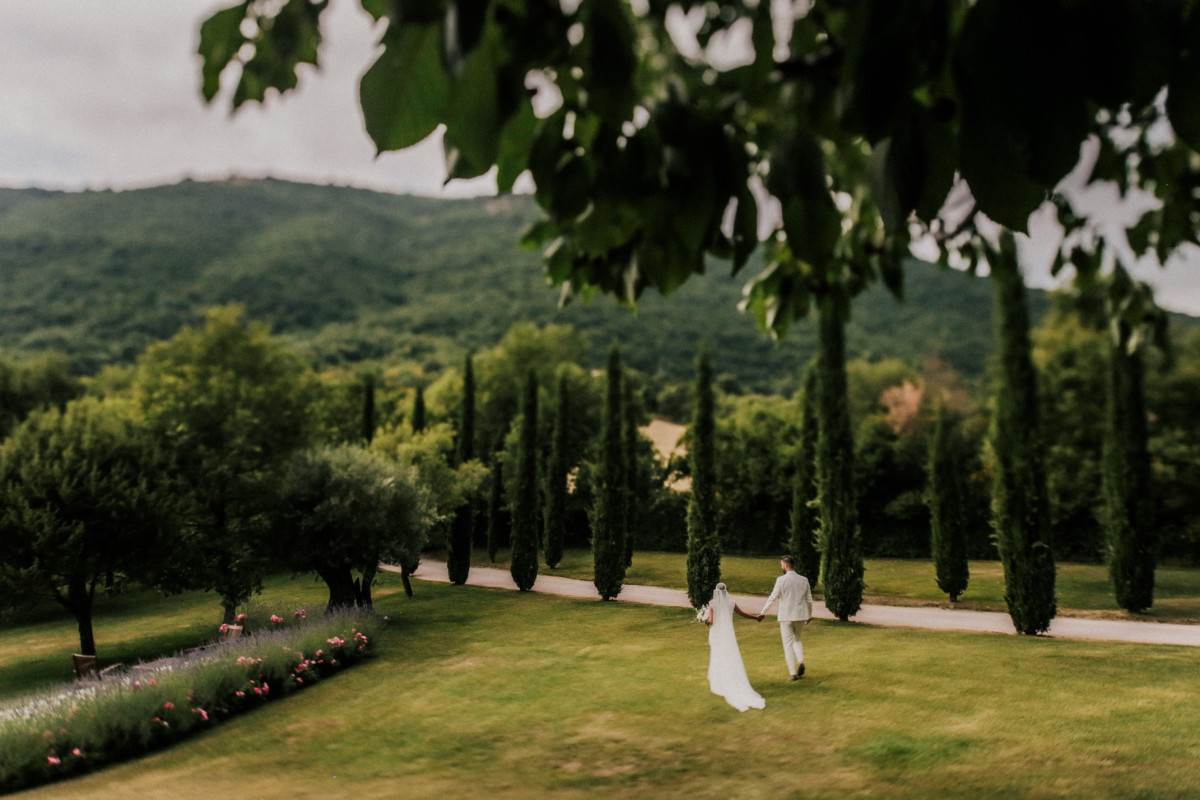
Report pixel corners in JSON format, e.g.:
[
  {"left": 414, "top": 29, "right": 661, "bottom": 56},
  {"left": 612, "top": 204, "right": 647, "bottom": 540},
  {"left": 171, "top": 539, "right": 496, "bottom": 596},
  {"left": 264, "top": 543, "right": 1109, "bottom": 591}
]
[{"left": 201, "top": 0, "right": 1200, "bottom": 335}]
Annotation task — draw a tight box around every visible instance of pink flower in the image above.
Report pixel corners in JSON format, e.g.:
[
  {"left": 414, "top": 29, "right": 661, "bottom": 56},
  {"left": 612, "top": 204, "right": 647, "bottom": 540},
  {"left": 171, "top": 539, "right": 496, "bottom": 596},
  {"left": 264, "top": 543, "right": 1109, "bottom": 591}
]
[
  {"left": 326, "top": 636, "right": 345, "bottom": 648},
  {"left": 270, "top": 614, "right": 284, "bottom": 625},
  {"left": 46, "top": 755, "right": 61, "bottom": 766},
  {"left": 261, "top": 682, "right": 270, "bottom": 695},
  {"left": 295, "top": 676, "right": 304, "bottom": 685},
  {"left": 330, "top": 659, "right": 338, "bottom": 667},
  {"left": 315, "top": 649, "right": 324, "bottom": 659},
  {"left": 235, "top": 613, "right": 247, "bottom": 624},
  {"left": 193, "top": 708, "right": 209, "bottom": 722},
  {"left": 235, "top": 690, "right": 245, "bottom": 698},
  {"left": 218, "top": 623, "right": 230, "bottom": 634},
  {"left": 71, "top": 748, "right": 82, "bottom": 758},
  {"left": 252, "top": 687, "right": 262, "bottom": 696},
  {"left": 146, "top": 678, "right": 157, "bottom": 687},
  {"left": 162, "top": 702, "right": 174, "bottom": 711},
  {"left": 293, "top": 609, "right": 308, "bottom": 620}
]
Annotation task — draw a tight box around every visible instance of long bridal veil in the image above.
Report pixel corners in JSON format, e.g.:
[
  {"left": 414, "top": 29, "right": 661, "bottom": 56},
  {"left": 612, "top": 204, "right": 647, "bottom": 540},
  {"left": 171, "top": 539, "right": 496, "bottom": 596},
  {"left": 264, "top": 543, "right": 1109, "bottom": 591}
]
[{"left": 705, "top": 583, "right": 765, "bottom": 712}]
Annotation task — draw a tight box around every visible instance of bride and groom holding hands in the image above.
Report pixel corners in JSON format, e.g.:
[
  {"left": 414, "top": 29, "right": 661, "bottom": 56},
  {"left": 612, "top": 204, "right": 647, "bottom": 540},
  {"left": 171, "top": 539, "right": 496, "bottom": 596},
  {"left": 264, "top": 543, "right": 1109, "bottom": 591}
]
[{"left": 700, "top": 555, "right": 813, "bottom": 712}]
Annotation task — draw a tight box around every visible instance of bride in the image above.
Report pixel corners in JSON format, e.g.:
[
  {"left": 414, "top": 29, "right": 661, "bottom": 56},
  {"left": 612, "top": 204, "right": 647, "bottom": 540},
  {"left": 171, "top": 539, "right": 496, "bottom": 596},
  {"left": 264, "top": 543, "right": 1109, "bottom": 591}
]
[{"left": 700, "top": 583, "right": 765, "bottom": 712}]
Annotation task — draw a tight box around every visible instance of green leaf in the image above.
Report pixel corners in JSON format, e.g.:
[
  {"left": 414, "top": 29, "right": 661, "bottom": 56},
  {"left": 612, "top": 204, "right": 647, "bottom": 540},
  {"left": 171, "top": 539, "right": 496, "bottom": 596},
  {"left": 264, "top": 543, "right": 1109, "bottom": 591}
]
[
  {"left": 768, "top": 133, "right": 840, "bottom": 268},
  {"left": 731, "top": 185, "right": 758, "bottom": 275},
  {"left": 359, "top": 23, "right": 450, "bottom": 152},
  {"left": 443, "top": 27, "right": 503, "bottom": 170},
  {"left": 496, "top": 100, "right": 537, "bottom": 193},
  {"left": 1167, "top": 7, "right": 1200, "bottom": 152},
  {"left": 198, "top": 2, "right": 249, "bottom": 102}
]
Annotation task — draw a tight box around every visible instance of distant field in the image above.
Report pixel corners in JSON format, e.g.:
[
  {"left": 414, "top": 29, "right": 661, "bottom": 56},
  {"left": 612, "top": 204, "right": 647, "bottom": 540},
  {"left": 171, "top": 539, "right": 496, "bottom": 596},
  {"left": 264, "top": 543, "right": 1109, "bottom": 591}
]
[{"left": 467, "top": 548, "right": 1200, "bottom": 622}]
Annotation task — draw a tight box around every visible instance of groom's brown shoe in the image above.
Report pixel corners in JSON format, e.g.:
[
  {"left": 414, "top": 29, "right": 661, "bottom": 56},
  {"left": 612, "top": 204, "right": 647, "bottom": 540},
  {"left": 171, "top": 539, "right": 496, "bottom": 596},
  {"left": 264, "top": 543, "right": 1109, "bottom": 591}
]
[{"left": 798, "top": 663, "right": 806, "bottom": 677}]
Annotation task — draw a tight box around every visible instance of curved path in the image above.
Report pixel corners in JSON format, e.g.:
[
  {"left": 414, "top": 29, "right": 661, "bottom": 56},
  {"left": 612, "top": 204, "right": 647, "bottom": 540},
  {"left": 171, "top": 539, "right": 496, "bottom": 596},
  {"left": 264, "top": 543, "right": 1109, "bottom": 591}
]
[{"left": 382, "top": 561, "right": 1200, "bottom": 648}]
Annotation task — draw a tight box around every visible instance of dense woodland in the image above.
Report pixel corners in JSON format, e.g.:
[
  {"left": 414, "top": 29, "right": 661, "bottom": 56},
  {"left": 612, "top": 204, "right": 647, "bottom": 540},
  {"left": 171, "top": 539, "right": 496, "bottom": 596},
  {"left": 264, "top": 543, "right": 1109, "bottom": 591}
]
[{"left": 0, "top": 180, "right": 1052, "bottom": 392}]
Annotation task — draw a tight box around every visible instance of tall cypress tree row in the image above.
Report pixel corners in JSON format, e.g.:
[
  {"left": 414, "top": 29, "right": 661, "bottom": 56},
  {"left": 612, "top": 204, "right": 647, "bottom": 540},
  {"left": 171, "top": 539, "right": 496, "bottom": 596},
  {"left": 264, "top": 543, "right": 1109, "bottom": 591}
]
[
  {"left": 789, "top": 360, "right": 821, "bottom": 584},
  {"left": 926, "top": 403, "right": 970, "bottom": 602},
  {"left": 622, "top": 378, "right": 640, "bottom": 568},
  {"left": 686, "top": 352, "right": 721, "bottom": 609},
  {"left": 486, "top": 455, "right": 507, "bottom": 563},
  {"left": 990, "top": 240, "right": 1056, "bottom": 634},
  {"left": 816, "top": 294, "right": 864, "bottom": 621},
  {"left": 1103, "top": 321, "right": 1155, "bottom": 612},
  {"left": 511, "top": 371, "right": 540, "bottom": 591},
  {"left": 446, "top": 354, "right": 475, "bottom": 586},
  {"left": 361, "top": 373, "right": 376, "bottom": 443},
  {"left": 593, "top": 347, "right": 627, "bottom": 600},
  {"left": 544, "top": 371, "right": 569, "bottom": 569},
  {"left": 411, "top": 385, "right": 427, "bottom": 433}
]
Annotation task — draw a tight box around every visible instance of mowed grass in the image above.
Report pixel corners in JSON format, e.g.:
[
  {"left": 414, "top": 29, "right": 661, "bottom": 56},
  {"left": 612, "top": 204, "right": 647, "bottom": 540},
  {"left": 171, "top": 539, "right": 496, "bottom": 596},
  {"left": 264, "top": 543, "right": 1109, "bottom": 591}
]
[
  {"left": 12, "top": 578, "right": 1199, "bottom": 799},
  {"left": 469, "top": 548, "right": 1200, "bottom": 622},
  {"left": 0, "top": 575, "right": 360, "bottom": 698}
]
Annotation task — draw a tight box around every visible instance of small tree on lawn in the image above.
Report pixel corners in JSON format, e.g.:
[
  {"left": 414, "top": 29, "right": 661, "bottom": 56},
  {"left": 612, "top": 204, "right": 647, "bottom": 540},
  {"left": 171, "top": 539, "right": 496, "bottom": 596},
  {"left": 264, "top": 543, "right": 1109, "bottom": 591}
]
[
  {"left": 622, "top": 377, "right": 641, "bottom": 568},
  {"left": 447, "top": 353, "right": 476, "bottom": 586},
  {"left": 926, "top": 403, "right": 970, "bottom": 602},
  {"left": 686, "top": 353, "right": 721, "bottom": 609},
  {"left": 544, "top": 370, "right": 569, "bottom": 569},
  {"left": 276, "top": 445, "right": 431, "bottom": 611},
  {"left": 789, "top": 360, "right": 821, "bottom": 584},
  {"left": 487, "top": 455, "right": 508, "bottom": 563},
  {"left": 990, "top": 238, "right": 1056, "bottom": 634},
  {"left": 816, "top": 295, "right": 864, "bottom": 621},
  {"left": 0, "top": 397, "right": 179, "bottom": 656},
  {"left": 510, "top": 372, "right": 540, "bottom": 591},
  {"left": 136, "top": 306, "right": 313, "bottom": 623},
  {"left": 593, "top": 347, "right": 627, "bottom": 600}
]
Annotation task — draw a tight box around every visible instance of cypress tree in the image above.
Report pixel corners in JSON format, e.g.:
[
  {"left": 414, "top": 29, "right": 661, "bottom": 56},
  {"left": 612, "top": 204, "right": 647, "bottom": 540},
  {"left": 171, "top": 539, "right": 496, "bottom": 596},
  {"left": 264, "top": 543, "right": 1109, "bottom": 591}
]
[
  {"left": 686, "top": 352, "right": 721, "bottom": 609},
  {"left": 990, "top": 239, "right": 1056, "bottom": 634},
  {"left": 816, "top": 294, "right": 864, "bottom": 621},
  {"left": 593, "top": 347, "right": 628, "bottom": 600},
  {"left": 486, "top": 456, "right": 507, "bottom": 563},
  {"left": 926, "top": 403, "right": 970, "bottom": 602},
  {"left": 446, "top": 354, "right": 476, "bottom": 586},
  {"left": 789, "top": 360, "right": 821, "bottom": 584},
  {"left": 544, "top": 371, "right": 569, "bottom": 568},
  {"left": 622, "top": 377, "right": 640, "bottom": 568},
  {"left": 1103, "top": 321, "right": 1155, "bottom": 612},
  {"left": 361, "top": 373, "right": 376, "bottom": 443},
  {"left": 411, "top": 385, "right": 427, "bottom": 433},
  {"left": 511, "top": 371, "right": 540, "bottom": 591}
]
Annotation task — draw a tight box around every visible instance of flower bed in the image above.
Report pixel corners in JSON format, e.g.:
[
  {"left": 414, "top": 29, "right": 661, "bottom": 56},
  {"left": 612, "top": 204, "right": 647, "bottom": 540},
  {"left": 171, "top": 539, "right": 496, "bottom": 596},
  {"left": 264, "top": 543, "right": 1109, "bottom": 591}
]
[{"left": 0, "top": 609, "right": 379, "bottom": 793}]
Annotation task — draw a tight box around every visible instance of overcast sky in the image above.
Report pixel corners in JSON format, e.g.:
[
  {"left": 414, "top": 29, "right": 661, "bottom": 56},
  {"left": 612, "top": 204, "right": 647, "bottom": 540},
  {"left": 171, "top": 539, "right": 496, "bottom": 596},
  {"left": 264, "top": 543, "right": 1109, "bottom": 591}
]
[{"left": 2, "top": 0, "right": 1198, "bottom": 314}]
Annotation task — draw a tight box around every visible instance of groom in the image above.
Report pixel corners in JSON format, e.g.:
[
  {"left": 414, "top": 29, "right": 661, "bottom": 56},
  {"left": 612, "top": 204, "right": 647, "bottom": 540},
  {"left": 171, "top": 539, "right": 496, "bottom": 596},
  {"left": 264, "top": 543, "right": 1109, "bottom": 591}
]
[{"left": 757, "top": 555, "right": 813, "bottom": 681}]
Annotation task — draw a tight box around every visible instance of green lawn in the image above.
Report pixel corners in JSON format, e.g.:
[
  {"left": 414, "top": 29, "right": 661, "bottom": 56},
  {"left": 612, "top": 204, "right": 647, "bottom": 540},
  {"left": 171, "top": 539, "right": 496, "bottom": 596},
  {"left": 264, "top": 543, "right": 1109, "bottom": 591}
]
[
  {"left": 10, "top": 577, "right": 1198, "bottom": 799},
  {"left": 468, "top": 548, "right": 1200, "bottom": 622}
]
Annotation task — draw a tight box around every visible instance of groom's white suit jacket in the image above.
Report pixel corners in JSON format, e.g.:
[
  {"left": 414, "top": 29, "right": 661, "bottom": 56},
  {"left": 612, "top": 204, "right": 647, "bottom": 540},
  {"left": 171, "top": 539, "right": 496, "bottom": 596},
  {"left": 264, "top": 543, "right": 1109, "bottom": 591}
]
[{"left": 761, "top": 571, "right": 813, "bottom": 622}]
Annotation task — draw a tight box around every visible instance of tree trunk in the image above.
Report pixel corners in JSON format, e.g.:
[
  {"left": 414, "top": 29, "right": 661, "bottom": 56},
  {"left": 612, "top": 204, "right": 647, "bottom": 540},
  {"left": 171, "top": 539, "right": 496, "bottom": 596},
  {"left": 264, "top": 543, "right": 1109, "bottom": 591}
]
[
  {"left": 400, "top": 561, "right": 415, "bottom": 597},
  {"left": 67, "top": 578, "right": 97, "bottom": 656},
  {"left": 221, "top": 598, "right": 237, "bottom": 625},
  {"left": 357, "top": 562, "right": 377, "bottom": 609},
  {"left": 320, "top": 568, "right": 358, "bottom": 612}
]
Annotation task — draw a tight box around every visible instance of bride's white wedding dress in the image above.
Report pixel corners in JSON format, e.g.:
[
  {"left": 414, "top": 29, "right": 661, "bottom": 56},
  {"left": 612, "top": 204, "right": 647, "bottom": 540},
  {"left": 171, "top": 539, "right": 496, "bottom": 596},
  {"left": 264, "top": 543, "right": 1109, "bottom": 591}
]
[{"left": 702, "top": 583, "right": 765, "bottom": 712}]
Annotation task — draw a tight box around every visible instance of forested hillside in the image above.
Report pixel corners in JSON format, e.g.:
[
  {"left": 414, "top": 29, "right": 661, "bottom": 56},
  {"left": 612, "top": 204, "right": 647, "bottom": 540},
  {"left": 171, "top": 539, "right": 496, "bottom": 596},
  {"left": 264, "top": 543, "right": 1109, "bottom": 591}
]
[{"left": 0, "top": 178, "right": 1064, "bottom": 393}]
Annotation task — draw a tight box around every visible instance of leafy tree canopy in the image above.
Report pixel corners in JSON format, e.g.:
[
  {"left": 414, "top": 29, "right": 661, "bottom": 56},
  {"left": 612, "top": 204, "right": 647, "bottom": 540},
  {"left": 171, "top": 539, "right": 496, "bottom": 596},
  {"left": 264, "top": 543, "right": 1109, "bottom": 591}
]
[{"left": 200, "top": 0, "right": 1200, "bottom": 334}]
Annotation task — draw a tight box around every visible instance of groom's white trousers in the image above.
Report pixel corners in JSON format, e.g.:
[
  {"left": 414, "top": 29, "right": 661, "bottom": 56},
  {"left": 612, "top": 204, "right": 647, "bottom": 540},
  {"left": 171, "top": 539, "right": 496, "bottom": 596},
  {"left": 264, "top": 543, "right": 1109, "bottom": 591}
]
[{"left": 780, "top": 621, "right": 806, "bottom": 675}]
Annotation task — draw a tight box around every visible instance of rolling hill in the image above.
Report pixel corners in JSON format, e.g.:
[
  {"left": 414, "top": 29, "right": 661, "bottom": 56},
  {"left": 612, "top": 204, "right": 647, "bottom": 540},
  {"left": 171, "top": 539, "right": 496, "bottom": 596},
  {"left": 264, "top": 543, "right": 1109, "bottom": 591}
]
[{"left": 0, "top": 178, "right": 1091, "bottom": 394}]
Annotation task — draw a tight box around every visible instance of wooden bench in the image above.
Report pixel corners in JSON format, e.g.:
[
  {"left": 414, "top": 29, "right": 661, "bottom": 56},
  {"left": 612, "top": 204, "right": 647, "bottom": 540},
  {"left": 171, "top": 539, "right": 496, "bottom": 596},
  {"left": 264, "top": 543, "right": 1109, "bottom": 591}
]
[{"left": 71, "top": 654, "right": 124, "bottom": 681}]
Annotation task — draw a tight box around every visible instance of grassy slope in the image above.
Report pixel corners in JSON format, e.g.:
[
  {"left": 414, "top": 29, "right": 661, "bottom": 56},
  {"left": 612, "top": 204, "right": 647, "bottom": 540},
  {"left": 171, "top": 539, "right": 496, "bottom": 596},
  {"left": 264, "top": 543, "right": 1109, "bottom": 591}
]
[
  {"left": 13, "top": 579, "right": 1199, "bottom": 799},
  {"left": 474, "top": 548, "right": 1200, "bottom": 622},
  {"left": 0, "top": 179, "right": 1055, "bottom": 392}
]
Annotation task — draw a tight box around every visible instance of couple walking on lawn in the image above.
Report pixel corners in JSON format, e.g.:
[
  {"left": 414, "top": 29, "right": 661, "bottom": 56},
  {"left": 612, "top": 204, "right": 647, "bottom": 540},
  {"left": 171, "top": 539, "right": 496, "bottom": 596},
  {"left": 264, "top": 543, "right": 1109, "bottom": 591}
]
[{"left": 699, "top": 555, "right": 813, "bottom": 712}]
